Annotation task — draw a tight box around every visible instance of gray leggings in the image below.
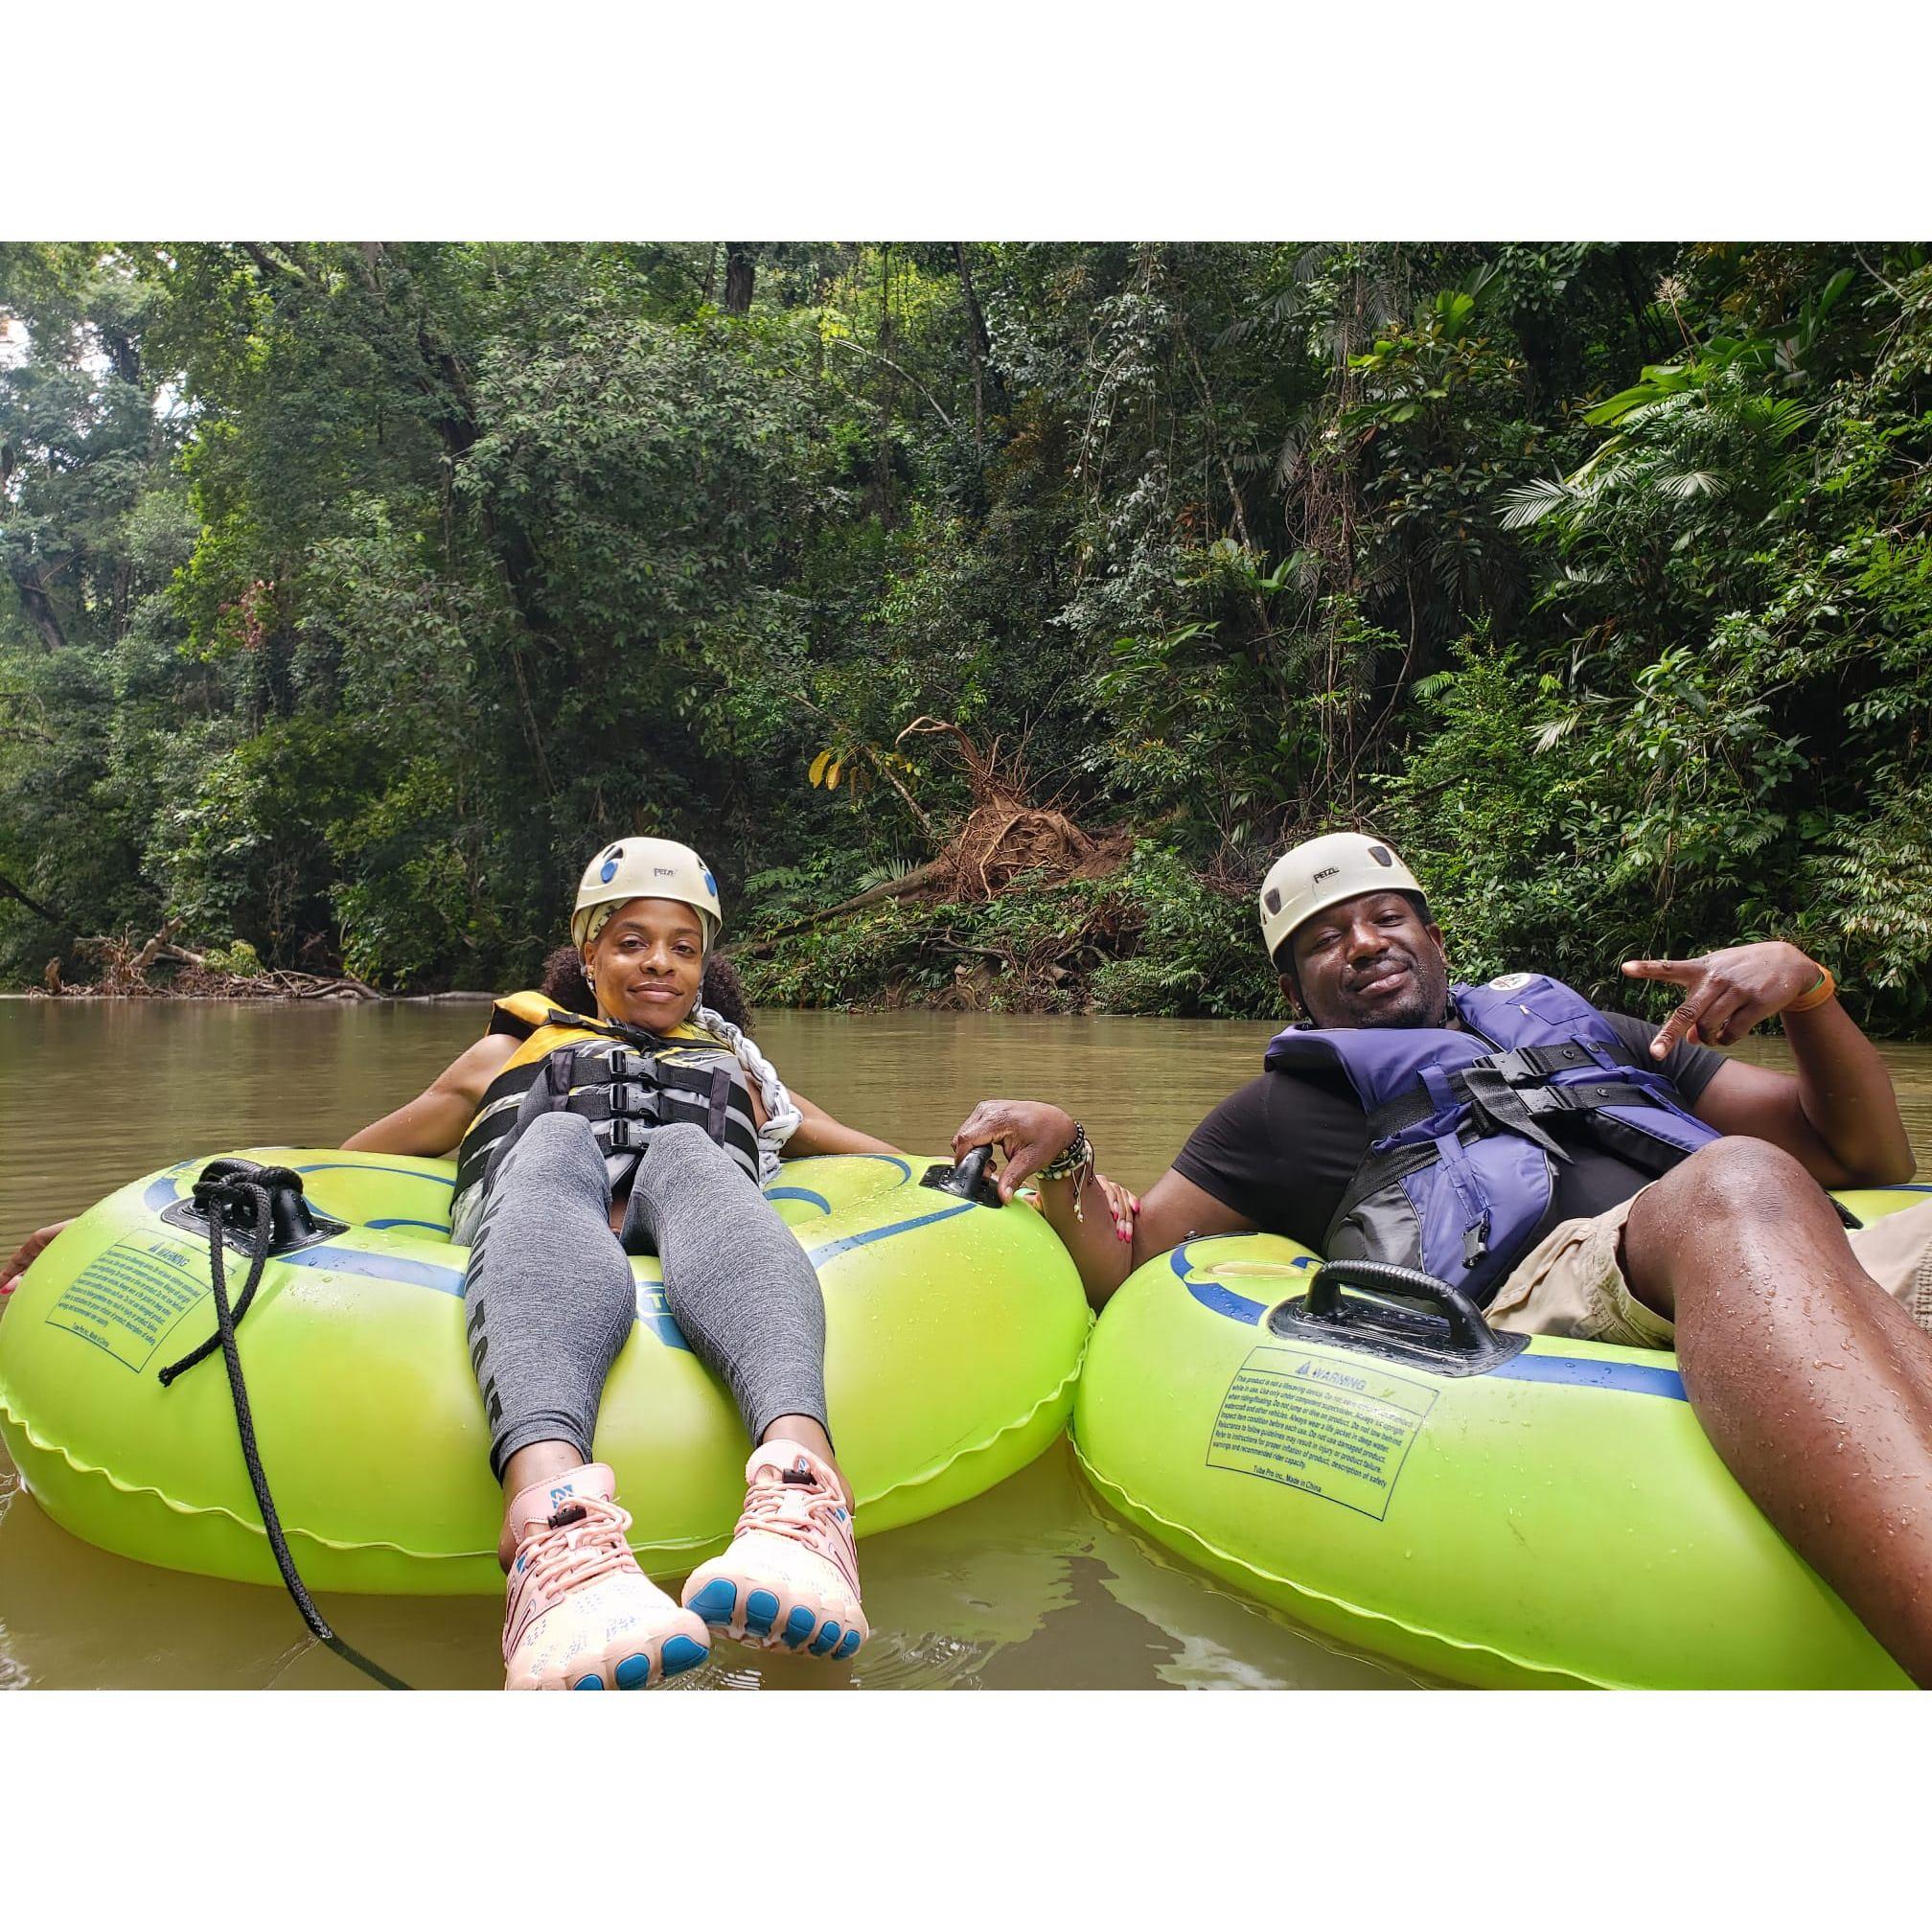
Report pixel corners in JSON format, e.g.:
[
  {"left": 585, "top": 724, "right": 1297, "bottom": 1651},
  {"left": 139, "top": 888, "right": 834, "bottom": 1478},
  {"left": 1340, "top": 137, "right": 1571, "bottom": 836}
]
[{"left": 462, "top": 1113, "right": 828, "bottom": 1480}]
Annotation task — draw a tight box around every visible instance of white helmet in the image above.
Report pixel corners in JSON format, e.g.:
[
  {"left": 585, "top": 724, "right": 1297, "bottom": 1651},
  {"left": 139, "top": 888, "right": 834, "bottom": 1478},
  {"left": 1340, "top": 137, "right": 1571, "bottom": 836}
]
[
  {"left": 571, "top": 837, "right": 724, "bottom": 951},
  {"left": 1258, "top": 832, "right": 1424, "bottom": 961}
]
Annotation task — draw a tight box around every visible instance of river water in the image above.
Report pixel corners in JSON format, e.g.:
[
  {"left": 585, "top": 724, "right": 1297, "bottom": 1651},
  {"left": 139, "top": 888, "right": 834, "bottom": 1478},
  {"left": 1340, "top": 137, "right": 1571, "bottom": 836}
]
[{"left": 5, "top": 999, "right": 1931, "bottom": 1691}]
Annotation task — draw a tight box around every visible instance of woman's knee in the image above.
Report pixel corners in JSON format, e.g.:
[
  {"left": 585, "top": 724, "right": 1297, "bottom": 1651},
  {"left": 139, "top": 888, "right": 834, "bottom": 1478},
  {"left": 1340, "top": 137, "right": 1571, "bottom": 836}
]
[
  {"left": 638, "top": 1121, "right": 756, "bottom": 1192},
  {"left": 497, "top": 1111, "right": 607, "bottom": 1193}
]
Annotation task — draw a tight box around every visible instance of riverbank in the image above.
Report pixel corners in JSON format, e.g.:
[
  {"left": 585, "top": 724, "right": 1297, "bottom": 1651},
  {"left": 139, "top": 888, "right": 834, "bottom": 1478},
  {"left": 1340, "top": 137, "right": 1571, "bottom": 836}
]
[{"left": 735, "top": 848, "right": 1282, "bottom": 1021}]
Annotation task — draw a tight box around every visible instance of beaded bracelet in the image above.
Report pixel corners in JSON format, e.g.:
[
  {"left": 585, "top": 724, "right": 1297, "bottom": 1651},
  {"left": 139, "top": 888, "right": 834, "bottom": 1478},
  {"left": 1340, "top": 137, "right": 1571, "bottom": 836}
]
[
  {"left": 1785, "top": 966, "right": 1837, "bottom": 1014},
  {"left": 1037, "top": 1121, "right": 1095, "bottom": 1223}
]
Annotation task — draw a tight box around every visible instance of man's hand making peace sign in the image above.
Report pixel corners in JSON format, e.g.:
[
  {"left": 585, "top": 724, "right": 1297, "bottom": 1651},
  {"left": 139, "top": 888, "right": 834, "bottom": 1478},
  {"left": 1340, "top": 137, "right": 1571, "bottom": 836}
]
[
  {"left": 1620, "top": 938, "right": 1912, "bottom": 1190},
  {"left": 1622, "top": 940, "right": 1831, "bottom": 1056}
]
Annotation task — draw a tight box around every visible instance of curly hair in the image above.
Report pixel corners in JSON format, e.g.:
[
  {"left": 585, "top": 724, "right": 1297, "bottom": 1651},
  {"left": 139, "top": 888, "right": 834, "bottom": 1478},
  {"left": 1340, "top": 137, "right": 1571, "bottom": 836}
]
[{"left": 539, "top": 945, "right": 755, "bottom": 1036}]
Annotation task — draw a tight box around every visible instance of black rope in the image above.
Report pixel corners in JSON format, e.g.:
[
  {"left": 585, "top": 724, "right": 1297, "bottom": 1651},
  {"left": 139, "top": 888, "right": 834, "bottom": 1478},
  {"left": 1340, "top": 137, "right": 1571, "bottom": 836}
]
[{"left": 157, "top": 1169, "right": 410, "bottom": 1690}]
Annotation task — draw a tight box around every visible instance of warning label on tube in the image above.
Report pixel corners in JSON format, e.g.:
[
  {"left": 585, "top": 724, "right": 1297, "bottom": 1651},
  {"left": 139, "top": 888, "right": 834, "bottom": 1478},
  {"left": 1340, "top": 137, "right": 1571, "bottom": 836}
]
[
  {"left": 1207, "top": 1346, "right": 1436, "bottom": 1520},
  {"left": 44, "top": 1239, "right": 210, "bottom": 1372}
]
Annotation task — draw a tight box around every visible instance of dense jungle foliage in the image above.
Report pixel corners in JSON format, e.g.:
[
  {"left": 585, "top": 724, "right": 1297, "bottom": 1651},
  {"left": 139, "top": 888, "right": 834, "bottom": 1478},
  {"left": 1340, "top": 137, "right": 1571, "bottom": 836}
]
[{"left": 4, "top": 242, "right": 1931, "bottom": 1025}]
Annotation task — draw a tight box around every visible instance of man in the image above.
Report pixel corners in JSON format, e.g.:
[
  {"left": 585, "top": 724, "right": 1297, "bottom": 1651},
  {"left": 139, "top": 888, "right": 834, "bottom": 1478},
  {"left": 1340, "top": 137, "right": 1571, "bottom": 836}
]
[{"left": 953, "top": 831, "right": 1932, "bottom": 1684}]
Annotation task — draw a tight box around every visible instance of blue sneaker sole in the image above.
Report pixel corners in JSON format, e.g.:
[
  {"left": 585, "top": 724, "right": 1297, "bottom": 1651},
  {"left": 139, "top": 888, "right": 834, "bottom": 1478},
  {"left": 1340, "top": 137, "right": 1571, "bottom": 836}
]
[
  {"left": 684, "top": 1574, "right": 866, "bottom": 1661},
  {"left": 560, "top": 1630, "right": 712, "bottom": 1691}
]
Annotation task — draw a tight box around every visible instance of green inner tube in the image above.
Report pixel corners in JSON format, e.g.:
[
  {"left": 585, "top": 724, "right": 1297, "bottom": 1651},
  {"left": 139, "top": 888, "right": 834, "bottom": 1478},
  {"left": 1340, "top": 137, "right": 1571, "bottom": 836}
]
[
  {"left": 0, "top": 1148, "right": 1091, "bottom": 1595},
  {"left": 1072, "top": 1188, "right": 1930, "bottom": 1690}
]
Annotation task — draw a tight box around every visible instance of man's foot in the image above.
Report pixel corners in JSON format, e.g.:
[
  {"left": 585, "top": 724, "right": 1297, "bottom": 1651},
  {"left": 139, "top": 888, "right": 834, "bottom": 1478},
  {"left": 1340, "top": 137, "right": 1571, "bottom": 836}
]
[
  {"left": 500, "top": 1462, "right": 711, "bottom": 1690},
  {"left": 681, "top": 1442, "right": 869, "bottom": 1661}
]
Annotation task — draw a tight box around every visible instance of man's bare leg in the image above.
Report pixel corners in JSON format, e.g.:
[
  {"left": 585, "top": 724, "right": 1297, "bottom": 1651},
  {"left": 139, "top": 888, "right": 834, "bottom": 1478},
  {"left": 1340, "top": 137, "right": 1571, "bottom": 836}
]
[{"left": 1622, "top": 1137, "right": 1932, "bottom": 1684}]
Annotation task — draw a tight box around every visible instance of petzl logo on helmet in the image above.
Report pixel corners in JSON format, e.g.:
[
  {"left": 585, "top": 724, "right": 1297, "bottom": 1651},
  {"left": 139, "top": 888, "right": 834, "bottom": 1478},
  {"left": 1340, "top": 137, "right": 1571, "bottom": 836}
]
[
  {"left": 1369, "top": 845, "right": 1393, "bottom": 867},
  {"left": 599, "top": 845, "right": 622, "bottom": 883},
  {"left": 1313, "top": 865, "right": 1339, "bottom": 884}
]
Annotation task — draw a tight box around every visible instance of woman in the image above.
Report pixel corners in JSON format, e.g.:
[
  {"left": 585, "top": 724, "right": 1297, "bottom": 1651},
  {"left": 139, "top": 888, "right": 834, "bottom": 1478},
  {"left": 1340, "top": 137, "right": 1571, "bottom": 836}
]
[{"left": 344, "top": 836, "right": 902, "bottom": 1690}]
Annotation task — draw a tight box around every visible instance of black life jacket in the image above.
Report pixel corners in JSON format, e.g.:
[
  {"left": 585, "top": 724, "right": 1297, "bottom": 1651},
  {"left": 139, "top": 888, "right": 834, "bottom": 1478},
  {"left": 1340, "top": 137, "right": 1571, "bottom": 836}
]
[{"left": 453, "top": 992, "right": 760, "bottom": 1208}]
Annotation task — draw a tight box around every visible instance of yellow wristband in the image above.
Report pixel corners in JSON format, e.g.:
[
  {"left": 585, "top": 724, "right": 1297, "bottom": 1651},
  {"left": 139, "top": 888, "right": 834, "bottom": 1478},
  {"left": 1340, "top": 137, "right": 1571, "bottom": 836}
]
[{"left": 1784, "top": 966, "right": 1837, "bottom": 1014}]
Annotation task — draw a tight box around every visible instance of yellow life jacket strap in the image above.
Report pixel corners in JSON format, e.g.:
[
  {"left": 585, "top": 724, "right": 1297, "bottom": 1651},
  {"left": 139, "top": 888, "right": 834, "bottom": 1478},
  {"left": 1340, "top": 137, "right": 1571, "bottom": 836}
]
[
  {"left": 488, "top": 989, "right": 558, "bottom": 1039},
  {"left": 484, "top": 991, "right": 724, "bottom": 1075}
]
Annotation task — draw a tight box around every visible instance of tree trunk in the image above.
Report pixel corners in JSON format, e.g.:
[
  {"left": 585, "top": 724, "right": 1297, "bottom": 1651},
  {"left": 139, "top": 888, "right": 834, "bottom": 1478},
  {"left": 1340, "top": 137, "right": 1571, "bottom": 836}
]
[
  {"left": 130, "top": 918, "right": 183, "bottom": 973},
  {"left": 287, "top": 241, "right": 557, "bottom": 794},
  {"left": 954, "top": 243, "right": 1005, "bottom": 446},
  {"left": 1616, "top": 244, "right": 1664, "bottom": 359},
  {"left": 0, "top": 867, "right": 65, "bottom": 925},
  {"left": 102, "top": 327, "right": 141, "bottom": 386},
  {"left": 723, "top": 244, "right": 756, "bottom": 314},
  {"left": 876, "top": 246, "right": 896, "bottom": 529},
  {"left": 7, "top": 564, "right": 69, "bottom": 653}
]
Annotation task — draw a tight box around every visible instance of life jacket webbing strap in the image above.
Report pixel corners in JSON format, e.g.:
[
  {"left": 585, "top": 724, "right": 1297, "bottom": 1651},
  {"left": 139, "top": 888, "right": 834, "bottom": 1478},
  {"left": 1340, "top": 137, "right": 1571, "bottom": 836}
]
[{"left": 463, "top": 1034, "right": 761, "bottom": 1202}]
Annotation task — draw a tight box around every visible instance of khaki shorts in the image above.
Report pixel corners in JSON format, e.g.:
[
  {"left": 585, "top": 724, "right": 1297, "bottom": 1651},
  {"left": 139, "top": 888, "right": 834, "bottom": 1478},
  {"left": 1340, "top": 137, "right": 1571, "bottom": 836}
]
[{"left": 1484, "top": 1189, "right": 1932, "bottom": 1348}]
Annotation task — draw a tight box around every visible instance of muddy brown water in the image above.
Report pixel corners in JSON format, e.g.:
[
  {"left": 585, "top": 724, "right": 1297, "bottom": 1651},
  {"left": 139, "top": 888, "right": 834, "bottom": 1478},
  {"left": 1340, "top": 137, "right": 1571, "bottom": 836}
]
[{"left": 4, "top": 999, "right": 1930, "bottom": 1690}]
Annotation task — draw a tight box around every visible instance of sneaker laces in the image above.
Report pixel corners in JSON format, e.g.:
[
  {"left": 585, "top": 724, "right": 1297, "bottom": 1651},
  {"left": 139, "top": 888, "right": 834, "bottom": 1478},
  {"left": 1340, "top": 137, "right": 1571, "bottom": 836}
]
[
  {"left": 734, "top": 1468, "right": 853, "bottom": 1562},
  {"left": 517, "top": 1495, "right": 639, "bottom": 1601}
]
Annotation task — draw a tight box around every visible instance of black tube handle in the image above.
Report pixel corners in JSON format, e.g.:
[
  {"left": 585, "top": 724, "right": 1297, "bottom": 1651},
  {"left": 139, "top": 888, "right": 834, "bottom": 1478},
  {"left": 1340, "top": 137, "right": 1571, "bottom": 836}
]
[
  {"left": 1305, "top": 1257, "right": 1501, "bottom": 1357},
  {"left": 918, "top": 1143, "right": 1004, "bottom": 1207},
  {"left": 192, "top": 1159, "right": 332, "bottom": 1250}
]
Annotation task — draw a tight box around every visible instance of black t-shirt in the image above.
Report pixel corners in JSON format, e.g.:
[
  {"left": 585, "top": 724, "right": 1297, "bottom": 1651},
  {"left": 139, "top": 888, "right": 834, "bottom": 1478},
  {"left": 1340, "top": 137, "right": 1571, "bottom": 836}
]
[{"left": 1172, "top": 1011, "right": 1725, "bottom": 1262}]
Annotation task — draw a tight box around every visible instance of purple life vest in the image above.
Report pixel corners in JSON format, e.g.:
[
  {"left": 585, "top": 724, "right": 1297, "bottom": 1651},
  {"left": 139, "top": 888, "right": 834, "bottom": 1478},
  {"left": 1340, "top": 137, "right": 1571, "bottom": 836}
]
[{"left": 1263, "top": 973, "right": 1720, "bottom": 1302}]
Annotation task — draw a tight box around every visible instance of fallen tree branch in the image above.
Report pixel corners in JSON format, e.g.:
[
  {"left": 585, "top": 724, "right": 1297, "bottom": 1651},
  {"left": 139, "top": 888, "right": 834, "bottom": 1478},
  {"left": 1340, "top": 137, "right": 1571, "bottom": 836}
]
[
  {"left": 862, "top": 744, "right": 938, "bottom": 842},
  {"left": 739, "top": 859, "right": 950, "bottom": 951},
  {"left": 0, "top": 868, "right": 66, "bottom": 925},
  {"left": 293, "top": 976, "right": 379, "bottom": 1000},
  {"left": 130, "top": 918, "right": 183, "bottom": 974},
  {"left": 931, "top": 935, "right": 1014, "bottom": 967}
]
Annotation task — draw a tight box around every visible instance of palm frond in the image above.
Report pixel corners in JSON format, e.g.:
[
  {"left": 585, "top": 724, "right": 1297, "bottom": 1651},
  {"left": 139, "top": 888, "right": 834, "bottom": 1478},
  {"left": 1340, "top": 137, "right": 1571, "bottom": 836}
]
[
  {"left": 1498, "top": 476, "right": 1576, "bottom": 529},
  {"left": 1655, "top": 470, "right": 1727, "bottom": 500}
]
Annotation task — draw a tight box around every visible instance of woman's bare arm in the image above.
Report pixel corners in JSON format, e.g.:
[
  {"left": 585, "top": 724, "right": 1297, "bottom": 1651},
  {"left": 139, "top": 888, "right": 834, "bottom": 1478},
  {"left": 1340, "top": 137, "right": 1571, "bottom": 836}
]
[
  {"left": 342, "top": 1033, "right": 519, "bottom": 1157},
  {"left": 778, "top": 1088, "right": 904, "bottom": 1159}
]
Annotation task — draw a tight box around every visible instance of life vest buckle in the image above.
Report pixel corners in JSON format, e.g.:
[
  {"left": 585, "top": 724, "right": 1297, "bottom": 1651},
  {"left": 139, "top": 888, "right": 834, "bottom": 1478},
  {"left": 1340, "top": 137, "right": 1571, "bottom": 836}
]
[
  {"left": 609, "top": 1080, "right": 653, "bottom": 1117},
  {"left": 1512, "top": 1082, "right": 1574, "bottom": 1117},
  {"left": 1461, "top": 1213, "right": 1490, "bottom": 1268}
]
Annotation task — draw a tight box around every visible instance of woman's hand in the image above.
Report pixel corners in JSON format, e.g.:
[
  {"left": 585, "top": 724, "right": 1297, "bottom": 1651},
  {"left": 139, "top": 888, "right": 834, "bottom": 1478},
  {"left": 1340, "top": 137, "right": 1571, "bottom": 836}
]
[
  {"left": 951, "top": 1099, "right": 1079, "bottom": 1203},
  {"left": 2, "top": 1220, "right": 69, "bottom": 1295},
  {"left": 1094, "top": 1173, "right": 1139, "bottom": 1244}
]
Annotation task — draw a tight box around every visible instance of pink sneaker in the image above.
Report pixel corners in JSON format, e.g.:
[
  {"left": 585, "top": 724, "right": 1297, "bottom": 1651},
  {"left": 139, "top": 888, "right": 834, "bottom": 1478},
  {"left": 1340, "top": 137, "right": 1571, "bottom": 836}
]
[
  {"left": 499, "top": 1462, "right": 711, "bottom": 1691},
  {"left": 681, "top": 1442, "right": 869, "bottom": 1661}
]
